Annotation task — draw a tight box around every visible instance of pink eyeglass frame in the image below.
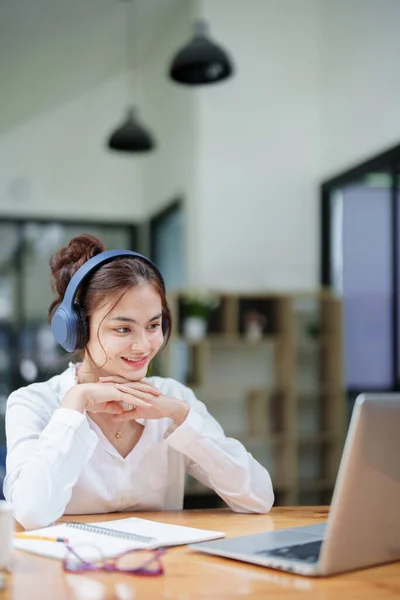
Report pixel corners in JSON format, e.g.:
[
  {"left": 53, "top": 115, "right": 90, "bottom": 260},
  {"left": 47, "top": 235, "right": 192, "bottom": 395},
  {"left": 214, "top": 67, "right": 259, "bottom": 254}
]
[{"left": 62, "top": 545, "right": 166, "bottom": 576}]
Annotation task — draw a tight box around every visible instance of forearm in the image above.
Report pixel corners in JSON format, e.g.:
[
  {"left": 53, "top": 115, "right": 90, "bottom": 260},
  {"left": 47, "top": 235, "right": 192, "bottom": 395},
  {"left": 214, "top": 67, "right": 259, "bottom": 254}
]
[
  {"left": 165, "top": 409, "right": 274, "bottom": 513},
  {"left": 188, "top": 445, "right": 274, "bottom": 513},
  {"left": 4, "top": 408, "right": 98, "bottom": 529},
  {"left": 59, "top": 386, "right": 87, "bottom": 413},
  {"left": 169, "top": 400, "right": 190, "bottom": 426}
]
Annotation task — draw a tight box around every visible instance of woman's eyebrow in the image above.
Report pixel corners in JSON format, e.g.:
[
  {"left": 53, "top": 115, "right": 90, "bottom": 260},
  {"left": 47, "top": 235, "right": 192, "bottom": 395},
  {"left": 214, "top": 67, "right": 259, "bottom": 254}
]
[
  {"left": 110, "top": 313, "right": 162, "bottom": 324},
  {"left": 148, "top": 312, "right": 163, "bottom": 322}
]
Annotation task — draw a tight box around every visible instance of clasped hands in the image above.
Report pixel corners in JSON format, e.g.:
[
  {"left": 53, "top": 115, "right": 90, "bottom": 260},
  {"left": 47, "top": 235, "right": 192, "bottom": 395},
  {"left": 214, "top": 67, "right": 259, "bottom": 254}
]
[{"left": 62, "top": 377, "right": 190, "bottom": 426}]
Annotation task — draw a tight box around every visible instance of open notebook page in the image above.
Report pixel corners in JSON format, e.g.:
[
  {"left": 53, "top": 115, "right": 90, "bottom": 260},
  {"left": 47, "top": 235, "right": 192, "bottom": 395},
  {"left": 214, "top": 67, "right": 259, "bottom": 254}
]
[{"left": 13, "top": 517, "right": 225, "bottom": 560}]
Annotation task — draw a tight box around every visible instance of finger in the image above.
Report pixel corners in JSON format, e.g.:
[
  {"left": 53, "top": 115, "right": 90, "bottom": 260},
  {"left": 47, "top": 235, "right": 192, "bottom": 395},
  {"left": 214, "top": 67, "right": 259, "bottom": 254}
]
[
  {"left": 111, "top": 409, "right": 137, "bottom": 422},
  {"left": 116, "top": 384, "right": 158, "bottom": 404},
  {"left": 92, "top": 382, "right": 151, "bottom": 407},
  {"left": 103, "top": 401, "right": 125, "bottom": 414},
  {"left": 116, "top": 390, "right": 151, "bottom": 408},
  {"left": 134, "top": 381, "right": 161, "bottom": 395},
  {"left": 88, "top": 402, "right": 124, "bottom": 415},
  {"left": 141, "top": 378, "right": 162, "bottom": 392},
  {"left": 117, "top": 381, "right": 161, "bottom": 396},
  {"left": 100, "top": 377, "right": 161, "bottom": 395}
]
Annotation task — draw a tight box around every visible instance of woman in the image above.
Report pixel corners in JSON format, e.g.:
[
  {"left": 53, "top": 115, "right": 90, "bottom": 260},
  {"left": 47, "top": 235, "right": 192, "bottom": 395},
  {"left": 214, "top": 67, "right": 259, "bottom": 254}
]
[{"left": 4, "top": 234, "right": 274, "bottom": 529}]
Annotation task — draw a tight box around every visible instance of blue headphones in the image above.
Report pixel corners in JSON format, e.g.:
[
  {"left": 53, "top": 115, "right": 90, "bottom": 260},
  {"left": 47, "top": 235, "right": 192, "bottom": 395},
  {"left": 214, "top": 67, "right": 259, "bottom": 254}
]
[{"left": 51, "top": 249, "right": 167, "bottom": 352}]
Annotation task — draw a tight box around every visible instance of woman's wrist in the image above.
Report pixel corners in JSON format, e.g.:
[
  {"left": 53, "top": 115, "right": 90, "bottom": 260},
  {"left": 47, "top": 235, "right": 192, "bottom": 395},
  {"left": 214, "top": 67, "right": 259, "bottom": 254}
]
[
  {"left": 169, "top": 401, "right": 190, "bottom": 426},
  {"left": 60, "top": 387, "right": 88, "bottom": 414}
]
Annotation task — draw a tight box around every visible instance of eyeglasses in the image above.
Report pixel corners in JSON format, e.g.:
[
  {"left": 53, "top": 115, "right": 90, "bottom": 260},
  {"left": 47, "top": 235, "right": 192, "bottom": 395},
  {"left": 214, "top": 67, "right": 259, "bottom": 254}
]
[{"left": 62, "top": 544, "right": 165, "bottom": 576}]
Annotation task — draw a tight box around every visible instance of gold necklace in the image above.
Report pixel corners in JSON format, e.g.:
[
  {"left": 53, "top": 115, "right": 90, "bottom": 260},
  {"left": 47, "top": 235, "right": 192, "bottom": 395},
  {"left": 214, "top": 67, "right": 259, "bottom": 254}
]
[
  {"left": 114, "top": 422, "right": 142, "bottom": 441},
  {"left": 115, "top": 424, "right": 135, "bottom": 439}
]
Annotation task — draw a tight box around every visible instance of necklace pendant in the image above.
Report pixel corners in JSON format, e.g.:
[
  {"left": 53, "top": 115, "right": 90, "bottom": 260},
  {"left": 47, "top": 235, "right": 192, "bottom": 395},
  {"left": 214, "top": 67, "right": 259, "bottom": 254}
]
[{"left": 115, "top": 431, "right": 122, "bottom": 439}]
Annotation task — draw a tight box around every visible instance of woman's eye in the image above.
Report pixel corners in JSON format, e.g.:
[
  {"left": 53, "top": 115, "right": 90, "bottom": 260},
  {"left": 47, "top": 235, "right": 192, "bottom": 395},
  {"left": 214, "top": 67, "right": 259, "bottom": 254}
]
[
  {"left": 148, "top": 323, "right": 161, "bottom": 331},
  {"left": 114, "top": 327, "right": 130, "bottom": 334}
]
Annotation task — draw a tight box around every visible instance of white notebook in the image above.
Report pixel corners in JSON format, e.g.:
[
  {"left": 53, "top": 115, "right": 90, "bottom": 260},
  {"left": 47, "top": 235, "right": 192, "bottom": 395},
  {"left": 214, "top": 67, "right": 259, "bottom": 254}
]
[{"left": 13, "top": 517, "right": 225, "bottom": 560}]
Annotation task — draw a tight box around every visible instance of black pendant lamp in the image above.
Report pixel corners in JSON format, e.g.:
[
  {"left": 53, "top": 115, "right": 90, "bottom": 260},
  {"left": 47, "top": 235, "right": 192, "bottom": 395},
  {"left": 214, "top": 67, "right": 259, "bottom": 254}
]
[
  {"left": 106, "top": 0, "right": 156, "bottom": 153},
  {"left": 170, "top": 20, "right": 234, "bottom": 85},
  {"left": 107, "top": 106, "right": 155, "bottom": 152}
]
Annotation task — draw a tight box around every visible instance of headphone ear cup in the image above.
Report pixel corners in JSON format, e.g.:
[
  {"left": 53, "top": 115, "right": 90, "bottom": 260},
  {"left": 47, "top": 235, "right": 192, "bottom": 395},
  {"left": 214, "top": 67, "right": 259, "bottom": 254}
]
[
  {"left": 51, "top": 306, "right": 78, "bottom": 353},
  {"left": 74, "top": 302, "right": 90, "bottom": 350}
]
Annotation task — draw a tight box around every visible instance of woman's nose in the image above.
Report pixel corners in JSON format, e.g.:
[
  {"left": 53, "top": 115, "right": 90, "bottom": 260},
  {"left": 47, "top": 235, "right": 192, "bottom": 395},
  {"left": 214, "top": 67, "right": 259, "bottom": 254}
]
[{"left": 130, "top": 332, "right": 150, "bottom": 351}]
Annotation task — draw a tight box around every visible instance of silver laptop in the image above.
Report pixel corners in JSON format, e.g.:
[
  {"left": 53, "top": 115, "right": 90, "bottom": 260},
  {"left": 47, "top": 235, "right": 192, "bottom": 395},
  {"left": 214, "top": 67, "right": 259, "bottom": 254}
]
[{"left": 190, "top": 393, "right": 400, "bottom": 576}]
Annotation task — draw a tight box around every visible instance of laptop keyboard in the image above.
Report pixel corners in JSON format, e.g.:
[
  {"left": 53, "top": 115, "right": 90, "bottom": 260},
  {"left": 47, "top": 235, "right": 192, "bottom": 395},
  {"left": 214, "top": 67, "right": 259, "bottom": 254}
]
[{"left": 256, "top": 540, "right": 323, "bottom": 563}]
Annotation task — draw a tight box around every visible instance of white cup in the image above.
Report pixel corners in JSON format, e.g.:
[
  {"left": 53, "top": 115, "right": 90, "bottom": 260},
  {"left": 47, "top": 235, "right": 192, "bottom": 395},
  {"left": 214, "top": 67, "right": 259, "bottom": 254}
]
[{"left": 0, "top": 501, "right": 14, "bottom": 571}]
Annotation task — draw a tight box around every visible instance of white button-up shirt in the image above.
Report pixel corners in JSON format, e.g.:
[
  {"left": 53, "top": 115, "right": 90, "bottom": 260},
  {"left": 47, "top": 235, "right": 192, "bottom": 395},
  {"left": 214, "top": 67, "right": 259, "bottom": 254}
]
[{"left": 4, "top": 363, "right": 274, "bottom": 530}]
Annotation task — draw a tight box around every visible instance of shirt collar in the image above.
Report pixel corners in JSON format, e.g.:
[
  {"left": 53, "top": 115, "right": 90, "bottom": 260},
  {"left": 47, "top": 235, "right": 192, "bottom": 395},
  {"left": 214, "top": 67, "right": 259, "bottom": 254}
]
[{"left": 58, "top": 361, "right": 79, "bottom": 401}]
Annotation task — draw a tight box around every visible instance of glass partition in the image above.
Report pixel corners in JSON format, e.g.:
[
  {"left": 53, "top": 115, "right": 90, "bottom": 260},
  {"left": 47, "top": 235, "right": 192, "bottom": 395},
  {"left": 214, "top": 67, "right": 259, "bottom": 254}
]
[
  {"left": 321, "top": 146, "right": 400, "bottom": 420},
  {"left": 0, "top": 219, "right": 137, "bottom": 393}
]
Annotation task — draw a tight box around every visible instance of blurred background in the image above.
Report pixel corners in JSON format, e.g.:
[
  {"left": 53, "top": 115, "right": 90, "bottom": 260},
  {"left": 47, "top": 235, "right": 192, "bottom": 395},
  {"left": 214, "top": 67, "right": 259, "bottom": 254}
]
[{"left": 1, "top": 0, "right": 399, "bottom": 508}]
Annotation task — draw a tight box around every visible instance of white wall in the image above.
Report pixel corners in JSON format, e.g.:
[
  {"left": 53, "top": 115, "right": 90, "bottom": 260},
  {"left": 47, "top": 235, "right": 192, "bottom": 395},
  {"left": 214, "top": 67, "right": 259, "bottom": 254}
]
[
  {"left": 166, "top": 0, "right": 400, "bottom": 290},
  {"left": 0, "top": 0, "right": 167, "bottom": 222},
  {"left": 3, "top": 0, "right": 400, "bottom": 287},
  {"left": 196, "top": 0, "right": 321, "bottom": 290},
  {"left": 0, "top": 0, "right": 128, "bottom": 133},
  {"left": 320, "top": 0, "right": 400, "bottom": 178},
  {"left": 140, "top": 0, "right": 200, "bottom": 280},
  {"left": 0, "top": 72, "right": 144, "bottom": 220}
]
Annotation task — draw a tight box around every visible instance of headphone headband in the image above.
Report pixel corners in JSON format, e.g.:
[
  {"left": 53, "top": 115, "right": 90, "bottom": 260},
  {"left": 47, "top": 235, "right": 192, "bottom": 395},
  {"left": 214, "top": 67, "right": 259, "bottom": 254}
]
[
  {"left": 51, "top": 249, "right": 166, "bottom": 352},
  {"left": 63, "top": 249, "right": 165, "bottom": 306}
]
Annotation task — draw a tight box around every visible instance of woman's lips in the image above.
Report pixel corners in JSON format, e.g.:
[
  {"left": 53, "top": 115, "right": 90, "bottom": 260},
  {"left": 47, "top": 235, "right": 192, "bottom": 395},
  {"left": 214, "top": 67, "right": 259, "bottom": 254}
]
[{"left": 121, "top": 356, "right": 149, "bottom": 369}]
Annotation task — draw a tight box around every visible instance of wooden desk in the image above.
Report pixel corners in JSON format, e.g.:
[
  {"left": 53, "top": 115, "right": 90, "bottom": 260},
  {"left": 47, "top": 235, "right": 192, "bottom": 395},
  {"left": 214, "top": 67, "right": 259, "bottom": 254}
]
[{"left": 3, "top": 507, "right": 400, "bottom": 599}]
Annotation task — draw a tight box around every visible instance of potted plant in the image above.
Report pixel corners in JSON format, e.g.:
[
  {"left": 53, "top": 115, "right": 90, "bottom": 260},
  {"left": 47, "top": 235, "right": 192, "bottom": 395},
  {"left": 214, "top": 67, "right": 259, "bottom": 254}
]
[
  {"left": 181, "top": 290, "right": 220, "bottom": 341},
  {"left": 243, "top": 310, "right": 267, "bottom": 342}
]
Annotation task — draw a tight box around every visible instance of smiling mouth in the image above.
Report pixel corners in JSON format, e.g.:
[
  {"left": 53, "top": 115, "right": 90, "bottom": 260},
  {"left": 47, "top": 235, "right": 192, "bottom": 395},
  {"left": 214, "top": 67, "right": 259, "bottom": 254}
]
[{"left": 121, "top": 356, "right": 149, "bottom": 367}]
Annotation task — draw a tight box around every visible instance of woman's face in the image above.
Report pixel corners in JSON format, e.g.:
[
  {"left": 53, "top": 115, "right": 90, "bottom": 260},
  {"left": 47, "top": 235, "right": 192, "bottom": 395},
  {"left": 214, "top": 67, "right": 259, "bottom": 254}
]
[{"left": 86, "top": 283, "right": 164, "bottom": 380}]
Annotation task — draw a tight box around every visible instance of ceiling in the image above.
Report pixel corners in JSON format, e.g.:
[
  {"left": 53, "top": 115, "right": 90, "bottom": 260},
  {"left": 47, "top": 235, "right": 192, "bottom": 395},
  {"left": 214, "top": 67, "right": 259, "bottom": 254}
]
[{"left": 0, "top": 0, "right": 182, "bottom": 133}]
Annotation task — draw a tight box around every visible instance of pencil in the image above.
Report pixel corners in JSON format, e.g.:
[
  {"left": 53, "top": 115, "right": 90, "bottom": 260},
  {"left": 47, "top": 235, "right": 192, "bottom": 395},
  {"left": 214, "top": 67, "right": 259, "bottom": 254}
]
[{"left": 14, "top": 533, "right": 69, "bottom": 543}]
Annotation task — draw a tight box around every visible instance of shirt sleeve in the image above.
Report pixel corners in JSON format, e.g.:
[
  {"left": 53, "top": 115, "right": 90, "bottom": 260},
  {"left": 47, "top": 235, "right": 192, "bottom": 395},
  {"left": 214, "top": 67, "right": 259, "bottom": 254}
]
[
  {"left": 163, "top": 384, "right": 274, "bottom": 513},
  {"left": 3, "top": 386, "right": 98, "bottom": 530}
]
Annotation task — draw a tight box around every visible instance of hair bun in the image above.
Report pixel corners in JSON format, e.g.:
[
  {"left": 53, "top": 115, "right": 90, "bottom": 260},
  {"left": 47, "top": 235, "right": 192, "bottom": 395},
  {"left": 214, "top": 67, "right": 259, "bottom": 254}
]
[{"left": 48, "top": 234, "right": 105, "bottom": 321}]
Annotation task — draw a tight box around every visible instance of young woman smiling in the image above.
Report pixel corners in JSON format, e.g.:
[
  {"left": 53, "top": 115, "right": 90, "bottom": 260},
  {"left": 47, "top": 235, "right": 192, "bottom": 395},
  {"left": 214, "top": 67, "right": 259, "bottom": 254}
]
[{"left": 4, "top": 235, "right": 274, "bottom": 530}]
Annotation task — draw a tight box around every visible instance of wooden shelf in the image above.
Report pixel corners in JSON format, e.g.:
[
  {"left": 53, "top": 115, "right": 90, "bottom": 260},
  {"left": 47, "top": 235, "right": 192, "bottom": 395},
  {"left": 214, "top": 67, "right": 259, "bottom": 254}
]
[
  {"left": 238, "top": 433, "right": 286, "bottom": 446},
  {"left": 298, "top": 432, "right": 337, "bottom": 446},
  {"left": 297, "top": 385, "right": 343, "bottom": 396},
  {"left": 174, "top": 334, "right": 276, "bottom": 346},
  {"left": 298, "top": 479, "right": 335, "bottom": 492},
  {"left": 272, "top": 480, "right": 291, "bottom": 492},
  {"left": 164, "top": 291, "right": 345, "bottom": 507}
]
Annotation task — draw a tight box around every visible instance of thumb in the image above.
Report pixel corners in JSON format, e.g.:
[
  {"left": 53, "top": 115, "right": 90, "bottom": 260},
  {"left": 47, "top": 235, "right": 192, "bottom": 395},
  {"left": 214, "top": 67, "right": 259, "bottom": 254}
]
[{"left": 103, "top": 401, "right": 125, "bottom": 414}]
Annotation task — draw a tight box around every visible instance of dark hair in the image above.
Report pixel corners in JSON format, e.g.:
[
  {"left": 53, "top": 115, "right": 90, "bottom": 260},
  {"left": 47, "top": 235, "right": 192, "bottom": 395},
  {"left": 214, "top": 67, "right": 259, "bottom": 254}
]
[{"left": 48, "top": 234, "right": 172, "bottom": 350}]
